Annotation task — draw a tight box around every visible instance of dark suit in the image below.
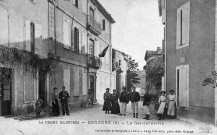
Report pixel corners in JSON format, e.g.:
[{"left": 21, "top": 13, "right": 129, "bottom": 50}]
[{"left": 59, "top": 91, "right": 70, "bottom": 115}]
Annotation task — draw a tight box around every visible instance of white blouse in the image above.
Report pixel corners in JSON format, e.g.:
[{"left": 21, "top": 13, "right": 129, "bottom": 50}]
[{"left": 168, "top": 94, "right": 176, "bottom": 101}]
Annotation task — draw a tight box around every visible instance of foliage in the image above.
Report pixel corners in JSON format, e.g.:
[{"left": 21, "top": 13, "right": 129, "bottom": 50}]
[
  {"left": 126, "top": 56, "right": 140, "bottom": 92},
  {"left": 202, "top": 71, "right": 217, "bottom": 88},
  {"left": 0, "top": 46, "right": 57, "bottom": 81},
  {"left": 146, "top": 56, "right": 164, "bottom": 90}
]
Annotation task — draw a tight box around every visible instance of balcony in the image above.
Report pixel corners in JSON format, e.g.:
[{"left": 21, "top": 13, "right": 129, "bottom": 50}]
[
  {"left": 87, "top": 15, "right": 102, "bottom": 35},
  {"left": 87, "top": 54, "right": 102, "bottom": 69}
]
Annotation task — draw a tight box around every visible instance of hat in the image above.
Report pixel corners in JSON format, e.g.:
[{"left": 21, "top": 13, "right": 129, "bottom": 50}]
[
  {"left": 169, "top": 90, "right": 175, "bottom": 92},
  {"left": 106, "top": 88, "right": 110, "bottom": 90},
  {"left": 160, "top": 91, "right": 166, "bottom": 94},
  {"left": 113, "top": 89, "right": 116, "bottom": 91}
]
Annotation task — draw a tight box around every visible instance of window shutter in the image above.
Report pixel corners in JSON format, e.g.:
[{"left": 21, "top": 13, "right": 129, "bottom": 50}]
[
  {"left": 74, "top": 27, "right": 79, "bottom": 52},
  {"left": 176, "top": 8, "right": 181, "bottom": 46},
  {"left": 35, "top": 23, "right": 42, "bottom": 55},
  {"left": 71, "top": 27, "right": 74, "bottom": 51},
  {"left": 64, "top": 67, "right": 71, "bottom": 94},
  {"left": 63, "top": 17, "right": 71, "bottom": 47},
  {"left": 82, "top": 72, "right": 87, "bottom": 95},
  {"left": 74, "top": 68, "right": 80, "bottom": 96},
  {"left": 25, "top": 20, "right": 31, "bottom": 51},
  {"left": 0, "top": 7, "right": 8, "bottom": 46},
  {"left": 182, "top": 2, "right": 190, "bottom": 45}
]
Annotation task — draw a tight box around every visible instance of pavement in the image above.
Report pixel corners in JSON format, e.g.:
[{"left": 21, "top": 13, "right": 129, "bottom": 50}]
[{"left": 0, "top": 101, "right": 216, "bottom": 135}]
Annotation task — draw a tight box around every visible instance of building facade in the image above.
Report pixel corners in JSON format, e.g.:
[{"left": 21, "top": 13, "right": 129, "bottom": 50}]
[
  {"left": 0, "top": 0, "right": 115, "bottom": 115},
  {"left": 158, "top": 0, "right": 217, "bottom": 125},
  {"left": 112, "top": 49, "right": 128, "bottom": 95},
  {"left": 87, "top": 0, "right": 115, "bottom": 104},
  {"left": 0, "top": 0, "right": 49, "bottom": 115}
]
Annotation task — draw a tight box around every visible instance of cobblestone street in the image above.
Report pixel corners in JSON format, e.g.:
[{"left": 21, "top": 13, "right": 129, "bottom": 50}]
[{"left": 0, "top": 101, "right": 216, "bottom": 135}]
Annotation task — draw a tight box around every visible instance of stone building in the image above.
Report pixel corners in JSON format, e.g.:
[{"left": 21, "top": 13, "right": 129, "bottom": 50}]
[
  {"left": 0, "top": 0, "right": 115, "bottom": 115},
  {"left": 158, "top": 0, "right": 217, "bottom": 125},
  {"left": 0, "top": 0, "right": 49, "bottom": 115},
  {"left": 112, "top": 49, "right": 128, "bottom": 95}
]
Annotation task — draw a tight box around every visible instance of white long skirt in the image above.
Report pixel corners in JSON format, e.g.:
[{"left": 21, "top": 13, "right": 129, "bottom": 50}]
[
  {"left": 167, "top": 101, "right": 175, "bottom": 116},
  {"left": 157, "top": 102, "right": 166, "bottom": 114}
]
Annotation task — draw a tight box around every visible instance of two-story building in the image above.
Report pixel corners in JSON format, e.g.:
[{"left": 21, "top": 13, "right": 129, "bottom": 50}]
[
  {"left": 87, "top": 0, "right": 115, "bottom": 104},
  {"left": 0, "top": 0, "right": 50, "bottom": 115},
  {"left": 112, "top": 49, "right": 128, "bottom": 95},
  {"left": 158, "top": 0, "right": 217, "bottom": 125}
]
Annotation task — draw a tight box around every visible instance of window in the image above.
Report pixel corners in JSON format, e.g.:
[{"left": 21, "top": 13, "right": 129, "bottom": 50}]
[
  {"left": 63, "top": 16, "right": 71, "bottom": 47},
  {"left": 0, "top": 7, "right": 8, "bottom": 46},
  {"left": 30, "top": 22, "right": 35, "bottom": 53},
  {"left": 119, "top": 60, "right": 121, "bottom": 66},
  {"left": 90, "top": 7, "right": 94, "bottom": 19},
  {"left": 74, "top": 27, "right": 79, "bottom": 52},
  {"left": 102, "top": 19, "right": 105, "bottom": 30},
  {"left": 176, "top": 2, "right": 190, "bottom": 49},
  {"left": 89, "top": 39, "right": 94, "bottom": 56},
  {"left": 73, "top": 0, "right": 78, "bottom": 8}
]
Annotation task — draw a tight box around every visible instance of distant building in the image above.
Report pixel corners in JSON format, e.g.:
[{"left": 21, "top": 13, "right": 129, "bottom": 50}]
[
  {"left": 112, "top": 49, "right": 128, "bottom": 95},
  {"left": 145, "top": 47, "right": 163, "bottom": 95},
  {"left": 134, "top": 70, "right": 146, "bottom": 89}
]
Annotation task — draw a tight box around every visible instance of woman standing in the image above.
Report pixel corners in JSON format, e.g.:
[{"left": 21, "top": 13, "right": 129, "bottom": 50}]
[
  {"left": 167, "top": 90, "right": 176, "bottom": 119},
  {"left": 157, "top": 91, "right": 167, "bottom": 120},
  {"left": 52, "top": 87, "right": 60, "bottom": 116},
  {"left": 102, "top": 88, "right": 111, "bottom": 113},
  {"left": 110, "top": 89, "right": 120, "bottom": 114}
]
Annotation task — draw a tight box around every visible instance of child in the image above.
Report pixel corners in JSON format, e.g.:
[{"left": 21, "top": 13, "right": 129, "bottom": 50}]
[{"left": 35, "top": 98, "right": 43, "bottom": 118}]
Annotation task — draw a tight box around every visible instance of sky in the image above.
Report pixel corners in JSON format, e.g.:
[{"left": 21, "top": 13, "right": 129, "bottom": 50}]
[{"left": 98, "top": 0, "right": 164, "bottom": 70}]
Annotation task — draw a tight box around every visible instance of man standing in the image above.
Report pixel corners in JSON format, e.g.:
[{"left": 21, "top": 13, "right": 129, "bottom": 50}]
[
  {"left": 143, "top": 89, "right": 152, "bottom": 120},
  {"left": 59, "top": 86, "right": 70, "bottom": 116},
  {"left": 119, "top": 87, "right": 129, "bottom": 116},
  {"left": 129, "top": 86, "right": 140, "bottom": 118}
]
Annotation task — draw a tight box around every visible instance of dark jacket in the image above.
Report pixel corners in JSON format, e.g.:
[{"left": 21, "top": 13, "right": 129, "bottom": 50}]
[
  {"left": 59, "top": 91, "right": 70, "bottom": 102},
  {"left": 119, "top": 91, "right": 129, "bottom": 103},
  {"left": 143, "top": 93, "right": 152, "bottom": 106},
  {"left": 129, "top": 92, "right": 140, "bottom": 102}
]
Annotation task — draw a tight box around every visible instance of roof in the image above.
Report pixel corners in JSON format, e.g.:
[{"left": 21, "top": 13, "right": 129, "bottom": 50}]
[
  {"left": 145, "top": 50, "right": 162, "bottom": 61},
  {"left": 91, "top": 0, "right": 115, "bottom": 23}
]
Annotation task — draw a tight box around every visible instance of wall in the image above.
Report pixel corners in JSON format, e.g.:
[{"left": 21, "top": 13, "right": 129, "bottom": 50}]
[{"left": 165, "top": 0, "right": 215, "bottom": 124}]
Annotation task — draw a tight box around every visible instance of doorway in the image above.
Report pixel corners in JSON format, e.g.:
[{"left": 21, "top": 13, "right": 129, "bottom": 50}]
[
  {"left": 39, "top": 70, "right": 47, "bottom": 104},
  {"left": 176, "top": 65, "right": 189, "bottom": 108},
  {"left": 89, "top": 75, "right": 95, "bottom": 101},
  {"left": 0, "top": 67, "right": 12, "bottom": 116}
]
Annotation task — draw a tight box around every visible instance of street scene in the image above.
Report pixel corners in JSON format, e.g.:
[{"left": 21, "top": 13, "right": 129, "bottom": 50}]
[{"left": 1, "top": 0, "right": 217, "bottom": 134}]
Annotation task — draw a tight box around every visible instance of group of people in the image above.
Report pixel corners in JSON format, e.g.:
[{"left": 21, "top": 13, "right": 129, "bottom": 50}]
[
  {"left": 102, "top": 86, "right": 176, "bottom": 120},
  {"left": 35, "top": 86, "right": 70, "bottom": 118},
  {"left": 157, "top": 90, "right": 176, "bottom": 120}
]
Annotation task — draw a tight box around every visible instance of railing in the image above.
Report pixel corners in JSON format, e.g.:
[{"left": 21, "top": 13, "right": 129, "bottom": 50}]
[
  {"left": 87, "top": 54, "right": 102, "bottom": 69},
  {"left": 87, "top": 15, "right": 102, "bottom": 35}
]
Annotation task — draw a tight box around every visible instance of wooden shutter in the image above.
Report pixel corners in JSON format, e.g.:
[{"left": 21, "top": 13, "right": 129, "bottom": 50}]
[
  {"left": 74, "top": 68, "right": 80, "bottom": 96},
  {"left": 176, "top": 8, "right": 181, "bottom": 46},
  {"left": 25, "top": 20, "right": 31, "bottom": 51},
  {"left": 63, "top": 17, "right": 71, "bottom": 47},
  {"left": 71, "top": 27, "right": 74, "bottom": 51},
  {"left": 74, "top": 27, "right": 79, "bottom": 52},
  {"left": 30, "top": 22, "right": 35, "bottom": 53},
  {"left": 35, "top": 24, "right": 42, "bottom": 55},
  {"left": 179, "top": 67, "right": 188, "bottom": 107},
  {"left": 182, "top": 2, "right": 190, "bottom": 45},
  {"left": 64, "top": 67, "right": 70, "bottom": 94},
  {"left": 82, "top": 72, "right": 87, "bottom": 95},
  {"left": 0, "top": 7, "right": 8, "bottom": 46}
]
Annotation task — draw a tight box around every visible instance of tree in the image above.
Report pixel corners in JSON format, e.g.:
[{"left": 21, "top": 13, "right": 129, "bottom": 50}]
[
  {"left": 126, "top": 56, "right": 140, "bottom": 92},
  {"left": 146, "top": 56, "right": 164, "bottom": 91}
]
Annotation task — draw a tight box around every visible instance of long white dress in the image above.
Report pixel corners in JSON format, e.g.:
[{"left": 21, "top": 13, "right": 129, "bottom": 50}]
[
  {"left": 157, "top": 95, "right": 167, "bottom": 114},
  {"left": 167, "top": 94, "right": 176, "bottom": 116}
]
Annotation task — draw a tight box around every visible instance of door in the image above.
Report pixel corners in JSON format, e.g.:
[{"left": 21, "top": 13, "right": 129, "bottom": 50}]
[
  {"left": 89, "top": 75, "right": 95, "bottom": 101},
  {"left": 39, "top": 70, "right": 46, "bottom": 104},
  {"left": 0, "top": 68, "right": 12, "bottom": 116},
  {"left": 177, "top": 65, "right": 189, "bottom": 107}
]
